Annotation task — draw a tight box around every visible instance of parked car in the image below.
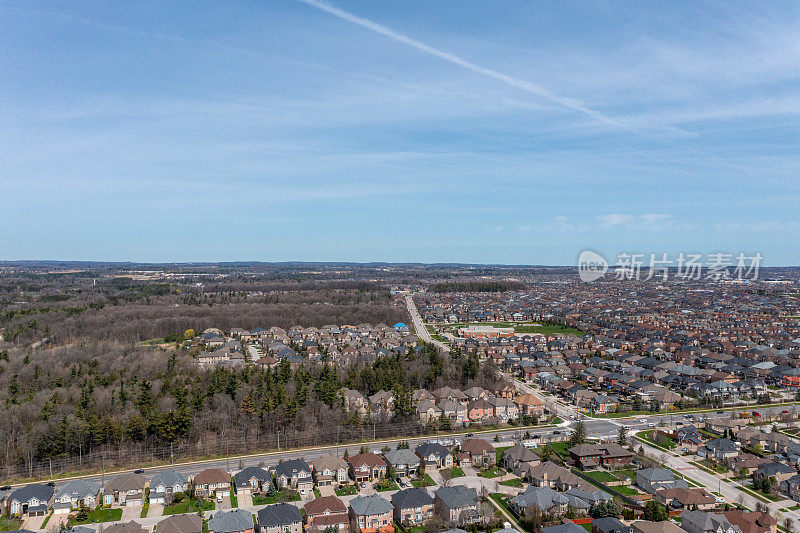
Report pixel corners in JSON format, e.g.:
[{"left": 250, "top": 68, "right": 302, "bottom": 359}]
[
  {"left": 359, "top": 482, "right": 366, "bottom": 489},
  {"left": 134, "top": 469, "right": 144, "bottom": 474},
  {"left": 753, "top": 412, "right": 761, "bottom": 417},
  {"left": 717, "top": 410, "right": 724, "bottom": 414}
]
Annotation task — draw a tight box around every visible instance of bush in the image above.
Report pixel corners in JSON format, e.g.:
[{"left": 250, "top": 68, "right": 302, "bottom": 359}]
[{"left": 172, "top": 492, "right": 186, "bottom": 503}]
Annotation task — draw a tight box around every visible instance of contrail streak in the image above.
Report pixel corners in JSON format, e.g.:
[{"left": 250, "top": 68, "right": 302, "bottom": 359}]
[{"left": 297, "top": 0, "right": 631, "bottom": 131}]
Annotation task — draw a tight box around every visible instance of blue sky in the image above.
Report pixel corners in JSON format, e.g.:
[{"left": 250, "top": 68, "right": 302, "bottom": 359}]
[{"left": 2, "top": 1, "right": 798, "bottom": 265}]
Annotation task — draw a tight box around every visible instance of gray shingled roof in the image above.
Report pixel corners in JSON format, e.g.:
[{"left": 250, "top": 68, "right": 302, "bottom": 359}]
[
  {"left": 349, "top": 494, "right": 393, "bottom": 516},
  {"left": 391, "top": 488, "right": 433, "bottom": 509},
  {"left": 208, "top": 509, "right": 254, "bottom": 533},
  {"left": 435, "top": 486, "right": 477, "bottom": 509},
  {"left": 55, "top": 480, "right": 102, "bottom": 500},
  {"left": 10, "top": 483, "right": 54, "bottom": 504},
  {"left": 257, "top": 503, "right": 302, "bottom": 527},
  {"left": 235, "top": 467, "right": 271, "bottom": 488},
  {"left": 150, "top": 470, "right": 190, "bottom": 490},
  {"left": 384, "top": 448, "right": 421, "bottom": 466}
]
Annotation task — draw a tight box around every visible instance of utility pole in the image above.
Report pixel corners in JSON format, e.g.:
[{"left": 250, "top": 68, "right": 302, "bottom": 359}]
[
  {"left": 226, "top": 444, "right": 230, "bottom": 472},
  {"left": 170, "top": 442, "right": 174, "bottom": 465},
  {"left": 49, "top": 457, "right": 52, "bottom": 481},
  {"left": 276, "top": 431, "right": 280, "bottom": 452}
]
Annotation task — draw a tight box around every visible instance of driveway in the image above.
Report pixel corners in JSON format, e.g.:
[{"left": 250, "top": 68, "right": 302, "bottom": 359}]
[
  {"left": 146, "top": 504, "right": 163, "bottom": 518},
  {"left": 237, "top": 492, "right": 253, "bottom": 508},
  {"left": 318, "top": 485, "right": 336, "bottom": 497},
  {"left": 121, "top": 505, "right": 142, "bottom": 522}
]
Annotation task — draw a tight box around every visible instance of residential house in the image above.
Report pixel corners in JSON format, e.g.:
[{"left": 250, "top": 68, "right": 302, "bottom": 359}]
[
  {"left": 256, "top": 503, "right": 303, "bottom": 533},
  {"left": 753, "top": 462, "right": 796, "bottom": 484},
  {"left": 105, "top": 522, "right": 148, "bottom": 533},
  {"left": 305, "top": 496, "right": 349, "bottom": 533},
  {"left": 193, "top": 469, "right": 231, "bottom": 499},
  {"left": 8, "top": 483, "right": 54, "bottom": 516},
  {"left": 459, "top": 439, "right": 496, "bottom": 468},
  {"left": 501, "top": 445, "right": 541, "bottom": 476},
  {"left": 434, "top": 486, "right": 479, "bottom": 525},
  {"left": 698, "top": 439, "right": 740, "bottom": 461},
  {"left": 511, "top": 486, "right": 568, "bottom": 515},
  {"left": 568, "top": 443, "right": 633, "bottom": 469},
  {"left": 543, "top": 524, "right": 589, "bottom": 533},
  {"left": 235, "top": 467, "right": 272, "bottom": 495},
  {"left": 592, "top": 517, "right": 633, "bottom": 533},
  {"left": 524, "top": 461, "right": 585, "bottom": 491},
  {"left": 437, "top": 401, "right": 468, "bottom": 426},
  {"left": 53, "top": 480, "right": 102, "bottom": 514},
  {"left": 635, "top": 469, "right": 688, "bottom": 494},
  {"left": 681, "top": 511, "right": 742, "bottom": 533},
  {"left": 514, "top": 394, "right": 545, "bottom": 416},
  {"left": 349, "top": 453, "right": 388, "bottom": 483},
  {"left": 157, "top": 515, "right": 204, "bottom": 533},
  {"left": 415, "top": 443, "right": 453, "bottom": 469},
  {"left": 654, "top": 488, "right": 716, "bottom": 511},
  {"left": 342, "top": 389, "right": 369, "bottom": 416},
  {"left": 310, "top": 456, "right": 349, "bottom": 487},
  {"left": 383, "top": 449, "right": 421, "bottom": 478},
  {"left": 631, "top": 522, "right": 685, "bottom": 533},
  {"left": 391, "top": 488, "right": 434, "bottom": 526},
  {"left": 149, "top": 470, "right": 191, "bottom": 504},
  {"left": 349, "top": 494, "right": 394, "bottom": 533},
  {"left": 492, "top": 383, "right": 515, "bottom": 399},
  {"left": 722, "top": 510, "right": 778, "bottom": 533},
  {"left": 104, "top": 473, "right": 146, "bottom": 506},
  {"left": 416, "top": 400, "right": 443, "bottom": 424},
  {"left": 208, "top": 509, "right": 255, "bottom": 533},
  {"left": 274, "top": 459, "right": 313, "bottom": 495}
]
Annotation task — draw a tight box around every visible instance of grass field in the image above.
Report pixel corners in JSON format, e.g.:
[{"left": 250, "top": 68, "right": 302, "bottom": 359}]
[
  {"left": 0, "top": 517, "right": 23, "bottom": 532},
  {"left": 500, "top": 478, "right": 524, "bottom": 487},
  {"left": 441, "top": 466, "right": 465, "bottom": 479},
  {"left": 334, "top": 485, "right": 358, "bottom": 496},
  {"left": 411, "top": 474, "right": 436, "bottom": 488},
  {"left": 613, "top": 485, "right": 641, "bottom": 496},
  {"left": 252, "top": 491, "right": 301, "bottom": 505},
  {"left": 436, "top": 322, "right": 583, "bottom": 336},
  {"left": 478, "top": 466, "right": 504, "bottom": 478},
  {"left": 68, "top": 507, "right": 123, "bottom": 526},
  {"left": 375, "top": 480, "right": 399, "bottom": 492},
  {"left": 585, "top": 471, "right": 617, "bottom": 483},
  {"left": 496, "top": 446, "right": 511, "bottom": 464},
  {"left": 163, "top": 499, "right": 215, "bottom": 515}
]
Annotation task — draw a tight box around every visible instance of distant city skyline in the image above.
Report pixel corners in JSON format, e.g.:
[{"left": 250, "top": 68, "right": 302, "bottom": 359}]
[{"left": 2, "top": 2, "right": 798, "bottom": 265}]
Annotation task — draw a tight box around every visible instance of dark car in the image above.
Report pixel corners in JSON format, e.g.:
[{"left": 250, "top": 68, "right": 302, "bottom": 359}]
[
  {"left": 0, "top": 485, "right": 10, "bottom": 490},
  {"left": 134, "top": 469, "right": 144, "bottom": 474},
  {"left": 717, "top": 410, "right": 724, "bottom": 414},
  {"left": 47, "top": 481, "right": 55, "bottom": 486},
  {"left": 553, "top": 430, "right": 561, "bottom": 434}
]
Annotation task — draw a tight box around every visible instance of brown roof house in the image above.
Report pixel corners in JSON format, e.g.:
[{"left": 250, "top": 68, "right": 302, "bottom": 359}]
[
  {"left": 349, "top": 453, "right": 388, "bottom": 483},
  {"left": 193, "top": 468, "right": 231, "bottom": 498},
  {"left": 103, "top": 473, "right": 146, "bottom": 506},
  {"left": 568, "top": 443, "right": 632, "bottom": 469},
  {"left": 459, "top": 439, "right": 496, "bottom": 468},
  {"left": 305, "top": 496, "right": 350, "bottom": 533},
  {"left": 157, "top": 515, "right": 204, "bottom": 533}
]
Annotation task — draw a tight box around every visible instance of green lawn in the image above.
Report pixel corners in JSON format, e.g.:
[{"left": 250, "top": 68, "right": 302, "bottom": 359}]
[
  {"left": 441, "top": 466, "right": 465, "bottom": 479},
  {"left": 0, "top": 517, "right": 23, "bottom": 532},
  {"left": 252, "top": 491, "right": 301, "bottom": 505},
  {"left": 334, "top": 485, "right": 358, "bottom": 496},
  {"left": 496, "top": 446, "right": 511, "bottom": 464},
  {"left": 230, "top": 487, "right": 238, "bottom": 507},
  {"left": 375, "top": 480, "right": 399, "bottom": 492},
  {"left": 41, "top": 512, "right": 53, "bottom": 528},
  {"left": 140, "top": 502, "right": 150, "bottom": 518},
  {"left": 585, "top": 471, "right": 617, "bottom": 483},
  {"left": 488, "top": 493, "right": 523, "bottom": 529},
  {"left": 580, "top": 524, "right": 592, "bottom": 532},
  {"left": 411, "top": 474, "right": 436, "bottom": 488},
  {"left": 613, "top": 486, "right": 640, "bottom": 496},
  {"left": 548, "top": 441, "right": 570, "bottom": 458},
  {"left": 437, "top": 322, "right": 583, "bottom": 336},
  {"left": 478, "top": 466, "right": 504, "bottom": 478},
  {"left": 313, "top": 487, "right": 321, "bottom": 498},
  {"left": 163, "top": 499, "right": 216, "bottom": 515},
  {"left": 500, "top": 478, "right": 524, "bottom": 487},
  {"left": 68, "top": 507, "right": 123, "bottom": 526}
]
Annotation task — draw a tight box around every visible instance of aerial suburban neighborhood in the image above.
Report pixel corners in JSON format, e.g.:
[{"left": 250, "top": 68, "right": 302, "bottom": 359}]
[{"left": 2, "top": 265, "right": 800, "bottom": 533}]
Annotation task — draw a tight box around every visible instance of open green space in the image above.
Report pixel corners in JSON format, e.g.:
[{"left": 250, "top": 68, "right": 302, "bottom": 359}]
[
  {"left": 334, "top": 485, "right": 358, "bottom": 496},
  {"left": 496, "top": 446, "right": 511, "bottom": 464},
  {"left": 68, "top": 507, "right": 123, "bottom": 526},
  {"left": 252, "top": 491, "right": 301, "bottom": 505},
  {"left": 478, "top": 466, "right": 504, "bottom": 478},
  {"left": 441, "top": 466, "right": 465, "bottom": 479},
  {"left": 0, "top": 517, "right": 23, "bottom": 532},
  {"left": 436, "top": 322, "right": 583, "bottom": 337},
  {"left": 585, "top": 471, "right": 617, "bottom": 483},
  {"left": 411, "top": 474, "right": 436, "bottom": 488},
  {"left": 500, "top": 478, "right": 524, "bottom": 487},
  {"left": 613, "top": 485, "right": 640, "bottom": 496},
  {"left": 375, "top": 479, "right": 399, "bottom": 492},
  {"left": 163, "top": 499, "right": 216, "bottom": 515}
]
